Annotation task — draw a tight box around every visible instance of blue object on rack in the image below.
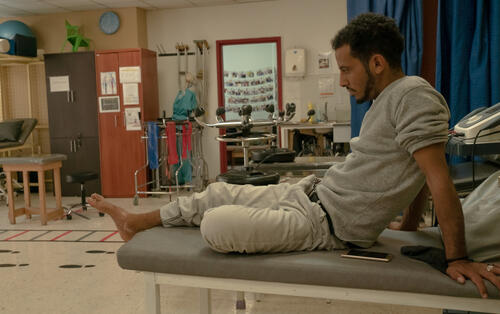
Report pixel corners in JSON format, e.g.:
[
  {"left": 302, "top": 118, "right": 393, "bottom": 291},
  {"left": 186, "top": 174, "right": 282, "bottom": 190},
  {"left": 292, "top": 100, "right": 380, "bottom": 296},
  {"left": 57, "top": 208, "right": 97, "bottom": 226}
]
[{"left": 147, "top": 122, "right": 159, "bottom": 170}]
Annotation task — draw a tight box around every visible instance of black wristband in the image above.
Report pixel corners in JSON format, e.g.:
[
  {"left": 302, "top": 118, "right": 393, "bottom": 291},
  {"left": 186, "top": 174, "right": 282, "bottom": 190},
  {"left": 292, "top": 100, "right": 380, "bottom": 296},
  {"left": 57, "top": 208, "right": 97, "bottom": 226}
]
[{"left": 446, "top": 256, "right": 472, "bottom": 263}]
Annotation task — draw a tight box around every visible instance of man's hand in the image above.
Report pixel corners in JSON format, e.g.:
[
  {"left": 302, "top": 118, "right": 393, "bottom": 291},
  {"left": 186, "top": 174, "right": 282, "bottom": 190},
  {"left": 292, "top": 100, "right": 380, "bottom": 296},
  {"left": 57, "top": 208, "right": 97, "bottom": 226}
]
[
  {"left": 412, "top": 143, "right": 499, "bottom": 297},
  {"left": 447, "top": 260, "right": 500, "bottom": 298}
]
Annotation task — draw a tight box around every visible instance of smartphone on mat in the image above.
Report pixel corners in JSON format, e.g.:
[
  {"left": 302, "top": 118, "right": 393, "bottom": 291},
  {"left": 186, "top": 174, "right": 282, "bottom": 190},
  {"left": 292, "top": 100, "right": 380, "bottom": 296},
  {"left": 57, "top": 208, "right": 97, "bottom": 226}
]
[{"left": 341, "top": 249, "right": 392, "bottom": 262}]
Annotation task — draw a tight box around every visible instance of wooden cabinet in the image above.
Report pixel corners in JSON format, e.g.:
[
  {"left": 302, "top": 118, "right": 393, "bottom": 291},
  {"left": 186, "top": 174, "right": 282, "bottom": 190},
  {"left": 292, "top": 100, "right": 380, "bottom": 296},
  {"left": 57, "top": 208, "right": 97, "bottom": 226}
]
[
  {"left": 44, "top": 51, "right": 101, "bottom": 196},
  {"left": 95, "top": 49, "right": 159, "bottom": 197}
]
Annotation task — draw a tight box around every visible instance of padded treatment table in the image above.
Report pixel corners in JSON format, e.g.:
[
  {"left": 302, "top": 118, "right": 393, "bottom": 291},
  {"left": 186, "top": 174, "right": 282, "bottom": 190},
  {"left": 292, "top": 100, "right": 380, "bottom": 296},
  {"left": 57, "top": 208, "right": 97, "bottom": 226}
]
[
  {"left": 117, "top": 227, "right": 500, "bottom": 314},
  {"left": 0, "top": 154, "right": 66, "bottom": 225}
]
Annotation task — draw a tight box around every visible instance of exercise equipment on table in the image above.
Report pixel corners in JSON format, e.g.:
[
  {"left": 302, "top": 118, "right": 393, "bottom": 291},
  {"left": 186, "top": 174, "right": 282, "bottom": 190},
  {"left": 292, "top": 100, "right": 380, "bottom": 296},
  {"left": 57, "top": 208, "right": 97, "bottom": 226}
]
[{"left": 194, "top": 103, "right": 296, "bottom": 185}]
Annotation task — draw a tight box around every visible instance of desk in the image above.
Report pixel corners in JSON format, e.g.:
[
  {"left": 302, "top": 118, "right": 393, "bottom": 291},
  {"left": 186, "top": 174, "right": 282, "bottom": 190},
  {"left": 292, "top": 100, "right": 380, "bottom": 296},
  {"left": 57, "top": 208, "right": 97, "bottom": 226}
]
[
  {"left": 280, "top": 122, "right": 350, "bottom": 154},
  {"left": 281, "top": 122, "right": 350, "bottom": 148},
  {"left": 0, "top": 154, "right": 66, "bottom": 225}
]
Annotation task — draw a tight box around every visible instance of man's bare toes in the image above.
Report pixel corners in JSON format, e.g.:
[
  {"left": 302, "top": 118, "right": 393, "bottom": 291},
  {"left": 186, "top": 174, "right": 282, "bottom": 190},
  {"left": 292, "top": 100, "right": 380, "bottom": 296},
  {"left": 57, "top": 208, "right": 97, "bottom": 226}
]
[
  {"left": 86, "top": 197, "right": 94, "bottom": 205},
  {"left": 91, "top": 193, "right": 104, "bottom": 201}
]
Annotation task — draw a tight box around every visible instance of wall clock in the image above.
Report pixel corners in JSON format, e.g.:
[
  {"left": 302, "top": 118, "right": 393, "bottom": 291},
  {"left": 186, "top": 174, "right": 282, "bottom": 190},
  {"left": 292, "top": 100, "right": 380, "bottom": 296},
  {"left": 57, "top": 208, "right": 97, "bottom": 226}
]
[{"left": 99, "top": 11, "right": 120, "bottom": 35}]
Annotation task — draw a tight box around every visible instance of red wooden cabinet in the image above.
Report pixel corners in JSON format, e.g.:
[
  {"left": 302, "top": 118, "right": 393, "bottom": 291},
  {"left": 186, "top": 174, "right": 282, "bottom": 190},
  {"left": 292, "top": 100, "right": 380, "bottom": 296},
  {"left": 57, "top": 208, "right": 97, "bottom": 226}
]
[{"left": 95, "top": 49, "right": 159, "bottom": 197}]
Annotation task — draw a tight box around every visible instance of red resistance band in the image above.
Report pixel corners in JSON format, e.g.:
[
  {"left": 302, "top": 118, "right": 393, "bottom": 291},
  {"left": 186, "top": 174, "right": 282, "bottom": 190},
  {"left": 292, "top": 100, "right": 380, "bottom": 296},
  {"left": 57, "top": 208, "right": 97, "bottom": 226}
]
[
  {"left": 166, "top": 122, "right": 178, "bottom": 165},
  {"left": 182, "top": 122, "right": 192, "bottom": 159}
]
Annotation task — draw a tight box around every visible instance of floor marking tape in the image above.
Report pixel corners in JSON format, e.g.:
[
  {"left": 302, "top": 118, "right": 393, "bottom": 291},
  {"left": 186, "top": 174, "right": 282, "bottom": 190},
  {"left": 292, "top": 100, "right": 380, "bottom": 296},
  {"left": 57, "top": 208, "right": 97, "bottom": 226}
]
[
  {"left": 4, "top": 230, "right": 29, "bottom": 241},
  {"left": 50, "top": 230, "right": 73, "bottom": 241},
  {"left": 0, "top": 229, "right": 123, "bottom": 243},
  {"left": 100, "top": 231, "right": 119, "bottom": 242}
]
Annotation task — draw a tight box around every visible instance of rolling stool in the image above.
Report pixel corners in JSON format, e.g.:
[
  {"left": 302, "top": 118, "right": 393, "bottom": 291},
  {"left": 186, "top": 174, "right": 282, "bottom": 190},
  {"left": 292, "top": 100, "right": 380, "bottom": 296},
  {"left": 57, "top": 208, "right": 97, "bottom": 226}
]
[{"left": 65, "top": 171, "right": 104, "bottom": 220}]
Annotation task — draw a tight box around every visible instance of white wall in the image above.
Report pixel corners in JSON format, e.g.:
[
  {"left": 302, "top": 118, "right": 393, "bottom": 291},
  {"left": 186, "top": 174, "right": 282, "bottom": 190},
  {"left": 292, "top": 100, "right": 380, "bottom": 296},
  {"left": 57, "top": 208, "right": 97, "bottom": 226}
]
[{"left": 147, "top": 0, "right": 349, "bottom": 179}]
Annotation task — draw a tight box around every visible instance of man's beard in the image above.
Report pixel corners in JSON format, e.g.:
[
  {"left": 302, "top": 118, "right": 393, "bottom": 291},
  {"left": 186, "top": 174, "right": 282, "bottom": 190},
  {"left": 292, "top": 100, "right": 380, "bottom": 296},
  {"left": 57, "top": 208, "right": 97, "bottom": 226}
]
[{"left": 356, "top": 70, "right": 375, "bottom": 104}]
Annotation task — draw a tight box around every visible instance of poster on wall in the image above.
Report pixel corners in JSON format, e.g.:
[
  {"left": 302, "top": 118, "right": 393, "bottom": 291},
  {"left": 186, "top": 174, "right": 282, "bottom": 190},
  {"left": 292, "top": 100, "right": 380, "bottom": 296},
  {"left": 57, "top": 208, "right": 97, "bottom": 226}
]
[
  {"left": 223, "top": 66, "right": 276, "bottom": 121},
  {"left": 100, "top": 72, "right": 117, "bottom": 95},
  {"left": 119, "top": 66, "right": 141, "bottom": 83},
  {"left": 318, "top": 51, "right": 332, "bottom": 73},
  {"left": 124, "top": 107, "right": 141, "bottom": 131},
  {"left": 122, "top": 83, "right": 139, "bottom": 105},
  {"left": 98, "top": 96, "right": 120, "bottom": 113}
]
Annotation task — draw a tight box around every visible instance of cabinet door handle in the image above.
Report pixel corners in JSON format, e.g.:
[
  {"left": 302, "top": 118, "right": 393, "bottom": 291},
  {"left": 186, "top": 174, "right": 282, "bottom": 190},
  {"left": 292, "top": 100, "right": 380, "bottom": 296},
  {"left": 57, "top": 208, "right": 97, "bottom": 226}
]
[
  {"left": 76, "top": 133, "right": 82, "bottom": 148},
  {"left": 67, "top": 91, "right": 70, "bottom": 103},
  {"left": 114, "top": 115, "right": 117, "bottom": 127},
  {"left": 69, "top": 140, "right": 73, "bottom": 152},
  {"left": 70, "top": 90, "right": 74, "bottom": 102}
]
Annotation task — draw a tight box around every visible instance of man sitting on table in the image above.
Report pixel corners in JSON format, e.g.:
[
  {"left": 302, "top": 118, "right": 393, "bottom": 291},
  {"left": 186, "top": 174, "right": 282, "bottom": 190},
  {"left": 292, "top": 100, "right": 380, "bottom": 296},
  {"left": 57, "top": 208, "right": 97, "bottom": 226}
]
[{"left": 88, "top": 13, "right": 500, "bottom": 298}]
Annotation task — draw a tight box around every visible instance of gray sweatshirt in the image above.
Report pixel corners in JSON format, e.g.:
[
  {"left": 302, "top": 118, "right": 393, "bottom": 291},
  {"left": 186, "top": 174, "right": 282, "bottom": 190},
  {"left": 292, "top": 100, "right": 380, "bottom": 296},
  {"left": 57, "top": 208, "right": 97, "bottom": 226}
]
[{"left": 317, "top": 76, "right": 450, "bottom": 247}]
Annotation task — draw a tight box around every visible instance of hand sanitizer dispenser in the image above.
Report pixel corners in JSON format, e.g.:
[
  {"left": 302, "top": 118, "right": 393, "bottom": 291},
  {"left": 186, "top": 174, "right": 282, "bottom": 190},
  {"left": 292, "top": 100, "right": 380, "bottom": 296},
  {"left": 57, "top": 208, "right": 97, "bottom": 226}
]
[{"left": 285, "top": 48, "right": 306, "bottom": 77}]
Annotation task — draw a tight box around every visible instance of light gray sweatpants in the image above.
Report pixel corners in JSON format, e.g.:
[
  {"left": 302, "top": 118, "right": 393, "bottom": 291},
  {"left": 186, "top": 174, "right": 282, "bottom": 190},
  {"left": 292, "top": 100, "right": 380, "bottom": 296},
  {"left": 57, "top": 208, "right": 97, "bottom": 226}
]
[{"left": 159, "top": 175, "right": 345, "bottom": 253}]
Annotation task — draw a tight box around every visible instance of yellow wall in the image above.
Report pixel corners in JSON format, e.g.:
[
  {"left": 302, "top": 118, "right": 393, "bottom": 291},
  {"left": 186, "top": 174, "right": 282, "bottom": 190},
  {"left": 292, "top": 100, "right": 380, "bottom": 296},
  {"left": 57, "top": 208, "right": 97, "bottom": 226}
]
[{"left": 0, "top": 7, "right": 148, "bottom": 54}]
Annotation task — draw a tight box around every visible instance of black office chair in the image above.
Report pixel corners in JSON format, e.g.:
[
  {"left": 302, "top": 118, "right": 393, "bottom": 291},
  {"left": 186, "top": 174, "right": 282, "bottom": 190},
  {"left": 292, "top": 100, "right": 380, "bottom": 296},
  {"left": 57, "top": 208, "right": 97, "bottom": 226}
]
[{"left": 64, "top": 171, "right": 104, "bottom": 220}]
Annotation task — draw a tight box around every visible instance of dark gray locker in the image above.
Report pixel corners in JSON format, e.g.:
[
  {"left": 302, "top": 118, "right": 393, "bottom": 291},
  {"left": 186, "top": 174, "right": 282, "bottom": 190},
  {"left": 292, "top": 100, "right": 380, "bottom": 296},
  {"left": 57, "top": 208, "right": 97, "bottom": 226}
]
[{"left": 44, "top": 51, "right": 101, "bottom": 196}]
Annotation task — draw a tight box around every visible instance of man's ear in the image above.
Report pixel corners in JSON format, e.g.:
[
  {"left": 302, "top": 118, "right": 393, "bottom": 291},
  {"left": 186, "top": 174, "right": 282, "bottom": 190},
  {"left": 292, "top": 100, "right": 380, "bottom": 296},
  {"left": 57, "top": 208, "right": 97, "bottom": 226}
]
[{"left": 369, "top": 54, "right": 386, "bottom": 75}]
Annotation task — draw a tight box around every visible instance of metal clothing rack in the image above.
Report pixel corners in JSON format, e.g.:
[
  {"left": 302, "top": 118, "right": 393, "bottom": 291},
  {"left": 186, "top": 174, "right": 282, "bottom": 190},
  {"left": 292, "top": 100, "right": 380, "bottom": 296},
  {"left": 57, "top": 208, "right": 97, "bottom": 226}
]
[{"left": 133, "top": 119, "right": 208, "bottom": 205}]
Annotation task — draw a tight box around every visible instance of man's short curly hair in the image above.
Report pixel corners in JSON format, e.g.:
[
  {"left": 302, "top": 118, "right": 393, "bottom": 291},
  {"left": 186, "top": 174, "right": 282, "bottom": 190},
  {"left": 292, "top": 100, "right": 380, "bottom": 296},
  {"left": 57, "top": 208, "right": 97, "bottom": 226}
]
[{"left": 332, "top": 13, "right": 404, "bottom": 70}]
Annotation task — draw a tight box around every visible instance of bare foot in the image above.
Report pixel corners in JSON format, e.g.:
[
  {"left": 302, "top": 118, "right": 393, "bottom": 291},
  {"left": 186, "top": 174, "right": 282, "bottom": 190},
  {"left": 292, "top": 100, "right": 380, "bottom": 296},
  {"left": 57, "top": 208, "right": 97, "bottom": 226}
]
[{"left": 87, "top": 194, "right": 137, "bottom": 241}]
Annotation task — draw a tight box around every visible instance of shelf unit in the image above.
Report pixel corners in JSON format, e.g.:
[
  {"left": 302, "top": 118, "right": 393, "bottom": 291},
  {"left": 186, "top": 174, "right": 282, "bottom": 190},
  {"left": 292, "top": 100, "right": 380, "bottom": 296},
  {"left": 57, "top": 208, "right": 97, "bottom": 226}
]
[{"left": 0, "top": 54, "right": 49, "bottom": 156}]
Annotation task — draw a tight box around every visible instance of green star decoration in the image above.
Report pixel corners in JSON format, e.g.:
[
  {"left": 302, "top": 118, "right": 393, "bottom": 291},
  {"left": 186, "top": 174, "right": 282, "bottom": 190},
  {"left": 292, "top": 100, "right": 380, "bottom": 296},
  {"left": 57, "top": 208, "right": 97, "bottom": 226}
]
[{"left": 62, "top": 20, "right": 91, "bottom": 52}]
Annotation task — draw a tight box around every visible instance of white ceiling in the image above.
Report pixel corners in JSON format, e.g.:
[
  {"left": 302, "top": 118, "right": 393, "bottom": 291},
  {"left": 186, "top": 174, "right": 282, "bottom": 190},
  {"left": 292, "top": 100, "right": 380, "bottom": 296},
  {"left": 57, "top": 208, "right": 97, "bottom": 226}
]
[{"left": 0, "top": 0, "right": 276, "bottom": 18}]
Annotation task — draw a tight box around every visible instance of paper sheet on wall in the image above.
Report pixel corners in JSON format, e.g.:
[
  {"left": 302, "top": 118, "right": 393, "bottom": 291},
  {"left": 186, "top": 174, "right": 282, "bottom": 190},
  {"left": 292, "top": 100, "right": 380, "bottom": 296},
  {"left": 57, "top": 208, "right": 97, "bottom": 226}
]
[
  {"left": 125, "top": 107, "right": 141, "bottom": 131},
  {"left": 122, "top": 83, "right": 139, "bottom": 105},
  {"left": 49, "top": 76, "right": 69, "bottom": 92},
  {"left": 100, "top": 72, "right": 117, "bottom": 95},
  {"left": 318, "top": 51, "right": 332, "bottom": 73},
  {"left": 319, "top": 76, "right": 335, "bottom": 98},
  {"left": 119, "top": 66, "right": 141, "bottom": 83}
]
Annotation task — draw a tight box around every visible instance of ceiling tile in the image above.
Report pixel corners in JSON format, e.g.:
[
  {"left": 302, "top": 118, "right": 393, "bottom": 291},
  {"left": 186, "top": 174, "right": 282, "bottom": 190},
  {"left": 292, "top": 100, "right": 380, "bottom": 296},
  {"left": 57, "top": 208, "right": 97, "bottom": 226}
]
[
  {"left": 93, "top": 0, "right": 153, "bottom": 8},
  {"left": 0, "top": 4, "right": 30, "bottom": 16},
  {"left": 44, "top": 0, "right": 106, "bottom": 10},
  {"left": 0, "top": 1, "right": 66, "bottom": 13},
  {"left": 143, "top": 0, "right": 193, "bottom": 9},
  {"left": 0, "top": 0, "right": 277, "bottom": 18}
]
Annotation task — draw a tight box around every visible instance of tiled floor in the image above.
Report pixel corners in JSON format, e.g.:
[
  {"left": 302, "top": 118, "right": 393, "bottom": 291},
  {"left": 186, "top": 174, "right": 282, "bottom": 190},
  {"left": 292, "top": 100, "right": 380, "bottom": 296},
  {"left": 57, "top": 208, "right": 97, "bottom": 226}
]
[{"left": 0, "top": 193, "right": 441, "bottom": 314}]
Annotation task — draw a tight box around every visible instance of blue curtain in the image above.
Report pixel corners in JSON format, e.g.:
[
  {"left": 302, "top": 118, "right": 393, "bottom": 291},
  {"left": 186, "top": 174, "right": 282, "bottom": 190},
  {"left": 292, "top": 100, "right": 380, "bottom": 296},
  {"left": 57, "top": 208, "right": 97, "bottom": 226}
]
[
  {"left": 346, "top": 0, "right": 423, "bottom": 138},
  {"left": 436, "top": 0, "right": 500, "bottom": 127}
]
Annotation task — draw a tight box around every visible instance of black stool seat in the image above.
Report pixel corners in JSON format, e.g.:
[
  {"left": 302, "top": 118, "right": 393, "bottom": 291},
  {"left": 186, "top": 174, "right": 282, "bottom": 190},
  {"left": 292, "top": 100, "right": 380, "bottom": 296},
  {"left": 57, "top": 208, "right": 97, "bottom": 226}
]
[
  {"left": 64, "top": 171, "right": 102, "bottom": 220},
  {"left": 66, "top": 171, "right": 98, "bottom": 184}
]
